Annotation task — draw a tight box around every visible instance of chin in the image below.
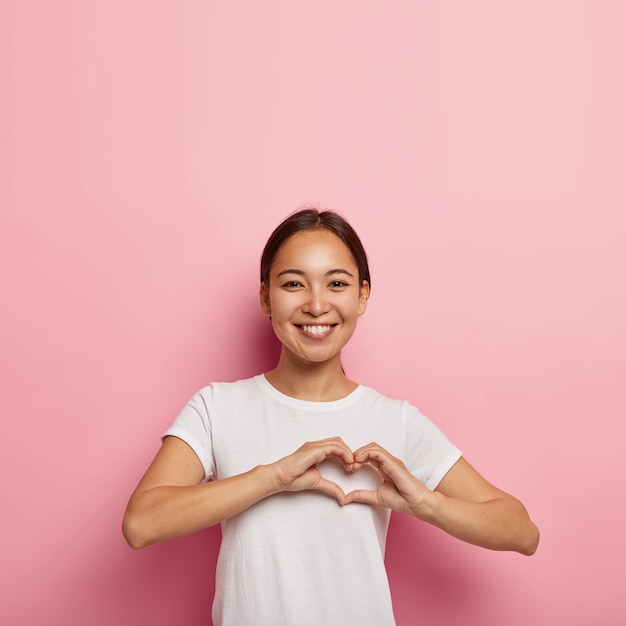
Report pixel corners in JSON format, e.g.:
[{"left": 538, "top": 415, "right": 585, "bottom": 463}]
[{"left": 286, "top": 347, "right": 342, "bottom": 366}]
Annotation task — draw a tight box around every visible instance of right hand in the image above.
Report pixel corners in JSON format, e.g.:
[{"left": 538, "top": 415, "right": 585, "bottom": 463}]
[{"left": 271, "top": 437, "right": 356, "bottom": 504}]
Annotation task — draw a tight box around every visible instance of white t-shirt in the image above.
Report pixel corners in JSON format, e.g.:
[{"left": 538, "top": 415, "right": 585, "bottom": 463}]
[{"left": 164, "top": 374, "right": 462, "bottom": 626}]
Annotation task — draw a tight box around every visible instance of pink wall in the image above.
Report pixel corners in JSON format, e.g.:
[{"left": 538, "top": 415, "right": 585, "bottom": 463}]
[{"left": 2, "top": 2, "right": 624, "bottom": 624}]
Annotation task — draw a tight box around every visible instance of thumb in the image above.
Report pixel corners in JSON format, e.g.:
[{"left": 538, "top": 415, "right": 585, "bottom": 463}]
[
  {"left": 344, "top": 489, "right": 379, "bottom": 506},
  {"left": 312, "top": 476, "right": 347, "bottom": 505}
]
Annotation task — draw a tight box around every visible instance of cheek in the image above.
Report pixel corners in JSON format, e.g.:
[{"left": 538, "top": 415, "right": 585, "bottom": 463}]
[
  {"left": 339, "top": 297, "right": 364, "bottom": 320},
  {"left": 267, "top": 293, "right": 297, "bottom": 322}
]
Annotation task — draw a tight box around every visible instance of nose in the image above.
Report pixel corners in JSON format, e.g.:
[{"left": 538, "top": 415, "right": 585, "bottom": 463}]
[{"left": 302, "top": 287, "right": 330, "bottom": 317}]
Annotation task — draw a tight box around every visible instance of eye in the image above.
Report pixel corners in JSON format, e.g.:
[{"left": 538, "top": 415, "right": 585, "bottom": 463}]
[
  {"left": 329, "top": 280, "right": 348, "bottom": 289},
  {"left": 281, "top": 281, "right": 303, "bottom": 289}
]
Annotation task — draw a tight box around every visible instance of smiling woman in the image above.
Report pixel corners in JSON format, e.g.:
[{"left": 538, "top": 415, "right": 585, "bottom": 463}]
[
  {"left": 260, "top": 229, "right": 370, "bottom": 392},
  {"left": 122, "top": 207, "right": 539, "bottom": 626}
]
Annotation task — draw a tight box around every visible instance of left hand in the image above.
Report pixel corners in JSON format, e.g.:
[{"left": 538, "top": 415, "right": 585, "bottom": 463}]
[
  {"left": 344, "top": 442, "right": 433, "bottom": 516},
  {"left": 345, "top": 443, "right": 540, "bottom": 555}
]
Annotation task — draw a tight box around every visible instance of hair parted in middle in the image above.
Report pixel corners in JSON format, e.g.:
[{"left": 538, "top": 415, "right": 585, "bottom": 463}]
[{"left": 260, "top": 207, "right": 371, "bottom": 289}]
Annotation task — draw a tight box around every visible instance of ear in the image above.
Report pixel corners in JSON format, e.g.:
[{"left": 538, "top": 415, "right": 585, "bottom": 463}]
[
  {"left": 358, "top": 280, "right": 370, "bottom": 315},
  {"left": 259, "top": 282, "right": 271, "bottom": 317}
]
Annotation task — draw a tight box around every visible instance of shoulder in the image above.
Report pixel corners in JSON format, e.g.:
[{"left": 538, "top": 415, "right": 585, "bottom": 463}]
[
  {"left": 192, "top": 375, "right": 262, "bottom": 400},
  {"left": 187, "top": 375, "right": 267, "bottom": 414},
  {"left": 167, "top": 376, "right": 264, "bottom": 435},
  {"left": 357, "top": 386, "right": 447, "bottom": 436},
  {"left": 357, "top": 384, "right": 418, "bottom": 415}
]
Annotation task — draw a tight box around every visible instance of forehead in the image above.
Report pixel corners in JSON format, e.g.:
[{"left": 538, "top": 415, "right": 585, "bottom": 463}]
[{"left": 270, "top": 229, "right": 357, "bottom": 273}]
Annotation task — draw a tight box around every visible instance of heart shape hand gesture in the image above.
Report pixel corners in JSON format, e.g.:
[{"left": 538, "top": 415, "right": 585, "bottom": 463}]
[{"left": 272, "top": 438, "right": 431, "bottom": 515}]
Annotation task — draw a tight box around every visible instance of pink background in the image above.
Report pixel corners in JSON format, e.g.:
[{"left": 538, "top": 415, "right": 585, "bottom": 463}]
[{"left": 2, "top": 1, "right": 625, "bottom": 624}]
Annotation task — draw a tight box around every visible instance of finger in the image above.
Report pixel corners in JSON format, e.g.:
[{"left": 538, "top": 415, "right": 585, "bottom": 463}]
[
  {"left": 309, "top": 438, "right": 355, "bottom": 465},
  {"left": 343, "top": 461, "right": 363, "bottom": 472},
  {"left": 351, "top": 442, "right": 378, "bottom": 458},
  {"left": 354, "top": 446, "right": 400, "bottom": 470},
  {"left": 344, "top": 489, "right": 379, "bottom": 506},
  {"left": 312, "top": 476, "right": 347, "bottom": 505},
  {"left": 352, "top": 447, "right": 416, "bottom": 494},
  {"left": 290, "top": 440, "right": 354, "bottom": 474},
  {"left": 351, "top": 441, "right": 395, "bottom": 462}
]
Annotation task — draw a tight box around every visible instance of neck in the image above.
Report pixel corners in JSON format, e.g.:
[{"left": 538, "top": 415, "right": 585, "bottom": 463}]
[{"left": 265, "top": 350, "right": 357, "bottom": 402}]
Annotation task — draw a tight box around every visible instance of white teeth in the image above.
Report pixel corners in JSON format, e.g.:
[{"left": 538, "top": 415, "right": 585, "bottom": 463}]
[{"left": 301, "top": 325, "right": 332, "bottom": 335}]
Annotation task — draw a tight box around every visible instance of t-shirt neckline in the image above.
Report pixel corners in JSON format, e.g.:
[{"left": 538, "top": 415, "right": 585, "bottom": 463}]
[{"left": 255, "top": 374, "right": 366, "bottom": 411}]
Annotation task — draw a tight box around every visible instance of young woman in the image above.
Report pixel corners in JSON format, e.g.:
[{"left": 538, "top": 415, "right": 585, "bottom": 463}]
[{"left": 123, "top": 208, "right": 539, "bottom": 625}]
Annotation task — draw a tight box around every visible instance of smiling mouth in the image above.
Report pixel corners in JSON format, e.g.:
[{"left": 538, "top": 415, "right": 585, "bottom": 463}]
[{"left": 297, "top": 324, "right": 336, "bottom": 335}]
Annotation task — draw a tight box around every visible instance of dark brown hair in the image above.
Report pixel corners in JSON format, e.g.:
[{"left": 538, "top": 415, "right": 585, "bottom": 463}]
[{"left": 260, "top": 207, "right": 371, "bottom": 289}]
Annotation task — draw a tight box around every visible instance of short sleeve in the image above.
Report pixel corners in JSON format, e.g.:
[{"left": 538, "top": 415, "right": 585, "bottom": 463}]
[
  {"left": 403, "top": 402, "right": 462, "bottom": 491},
  {"left": 162, "top": 387, "right": 215, "bottom": 482}
]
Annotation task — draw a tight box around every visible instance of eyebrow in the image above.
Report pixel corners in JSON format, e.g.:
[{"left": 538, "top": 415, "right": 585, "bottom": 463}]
[{"left": 276, "top": 268, "right": 355, "bottom": 278}]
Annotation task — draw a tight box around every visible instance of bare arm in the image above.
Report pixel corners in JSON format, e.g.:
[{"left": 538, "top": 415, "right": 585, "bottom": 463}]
[
  {"left": 427, "top": 456, "right": 539, "bottom": 555},
  {"left": 122, "top": 435, "right": 354, "bottom": 549},
  {"left": 344, "top": 444, "right": 539, "bottom": 556}
]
